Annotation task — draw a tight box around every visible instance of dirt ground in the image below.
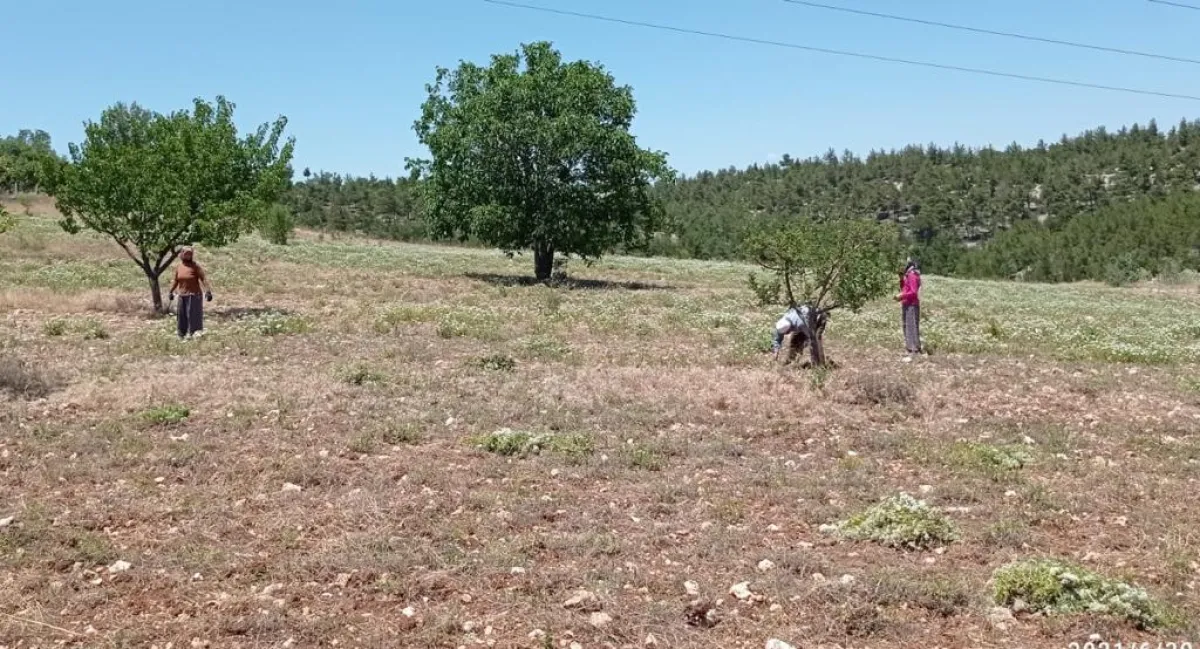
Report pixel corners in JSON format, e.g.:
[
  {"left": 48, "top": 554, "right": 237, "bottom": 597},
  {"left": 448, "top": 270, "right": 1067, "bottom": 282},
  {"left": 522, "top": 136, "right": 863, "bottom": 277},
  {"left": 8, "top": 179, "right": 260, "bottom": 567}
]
[{"left": 2, "top": 202, "right": 1199, "bottom": 648}]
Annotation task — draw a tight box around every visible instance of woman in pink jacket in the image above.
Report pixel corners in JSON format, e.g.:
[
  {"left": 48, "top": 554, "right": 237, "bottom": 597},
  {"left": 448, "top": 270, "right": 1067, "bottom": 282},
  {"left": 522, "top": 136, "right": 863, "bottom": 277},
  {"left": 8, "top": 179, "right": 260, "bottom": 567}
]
[{"left": 896, "top": 258, "right": 922, "bottom": 354}]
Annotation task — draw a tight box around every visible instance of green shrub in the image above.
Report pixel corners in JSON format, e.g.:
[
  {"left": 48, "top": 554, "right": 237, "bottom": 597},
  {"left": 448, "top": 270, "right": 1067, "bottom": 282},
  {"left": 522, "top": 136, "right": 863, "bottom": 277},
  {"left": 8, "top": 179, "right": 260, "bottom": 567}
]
[
  {"left": 946, "top": 442, "right": 1031, "bottom": 480},
  {"left": 0, "top": 207, "right": 16, "bottom": 234},
  {"left": 338, "top": 364, "right": 387, "bottom": 386},
  {"left": 140, "top": 403, "right": 190, "bottom": 426},
  {"left": 257, "top": 203, "right": 295, "bottom": 246},
  {"left": 820, "top": 492, "right": 959, "bottom": 550},
  {"left": 241, "top": 312, "right": 311, "bottom": 336},
  {"left": 78, "top": 318, "right": 110, "bottom": 340},
  {"left": 992, "top": 558, "right": 1174, "bottom": 629},
  {"left": 42, "top": 318, "right": 68, "bottom": 337},
  {"left": 473, "top": 354, "right": 516, "bottom": 372},
  {"left": 380, "top": 422, "right": 423, "bottom": 446},
  {"left": 473, "top": 428, "right": 594, "bottom": 463},
  {"left": 747, "top": 272, "right": 781, "bottom": 306}
]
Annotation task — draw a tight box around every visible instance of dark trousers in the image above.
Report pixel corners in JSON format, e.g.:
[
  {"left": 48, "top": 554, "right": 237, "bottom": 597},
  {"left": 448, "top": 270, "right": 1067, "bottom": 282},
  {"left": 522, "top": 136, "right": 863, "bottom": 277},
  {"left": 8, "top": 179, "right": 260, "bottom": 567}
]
[
  {"left": 177, "top": 294, "right": 204, "bottom": 338},
  {"left": 902, "top": 303, "right": 921, "bottom": 353}
]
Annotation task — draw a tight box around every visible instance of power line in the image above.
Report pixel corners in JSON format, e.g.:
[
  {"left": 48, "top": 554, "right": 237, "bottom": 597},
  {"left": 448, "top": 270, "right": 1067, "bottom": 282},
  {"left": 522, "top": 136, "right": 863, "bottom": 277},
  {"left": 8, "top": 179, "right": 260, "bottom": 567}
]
[
  {"left": 782, "top": 0, "right": 1200, "bottom": 66},
  {"left": 1148, "top": 0, "right": 1200, "bottom": 10},
  {"left": 481, "top": 0, "right": 1200, "bottom": 102}
]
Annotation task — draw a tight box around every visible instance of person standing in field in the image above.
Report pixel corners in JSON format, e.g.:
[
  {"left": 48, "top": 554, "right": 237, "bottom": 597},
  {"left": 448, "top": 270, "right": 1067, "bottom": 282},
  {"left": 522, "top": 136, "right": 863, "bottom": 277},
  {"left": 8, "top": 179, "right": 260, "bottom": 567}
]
[
  {"left": 896, "top": 257, "right": 922, "bottom": 355},
  {"left": 168, "top": 246, "right": 213, "bottom": 339}
]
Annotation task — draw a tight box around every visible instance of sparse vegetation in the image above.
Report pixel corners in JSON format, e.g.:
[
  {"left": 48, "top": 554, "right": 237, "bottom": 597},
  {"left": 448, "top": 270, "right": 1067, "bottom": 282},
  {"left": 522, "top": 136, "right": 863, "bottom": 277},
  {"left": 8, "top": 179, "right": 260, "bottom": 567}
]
[
  {"left": 139, "top": 403, "right": 190, "bottom": 426},
  {"left": 2, "top": 197, "right": 1198, "bottom": 646},
  {"left": 0, "top": 355, "right": 57, "bottom": 399},
  {"left": 473, "top": 428, "right": 594, "bottom": 463},
  {"left": 821, "top": 493, "right": 959, "bottom": 550}
]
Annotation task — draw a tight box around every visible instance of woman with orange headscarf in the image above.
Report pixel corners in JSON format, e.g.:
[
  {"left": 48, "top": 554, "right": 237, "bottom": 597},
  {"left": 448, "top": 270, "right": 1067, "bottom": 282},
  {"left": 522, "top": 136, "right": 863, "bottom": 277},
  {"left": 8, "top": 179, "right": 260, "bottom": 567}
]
[{"left": 167, "top": 247, "right": 213, "bottom": 339}]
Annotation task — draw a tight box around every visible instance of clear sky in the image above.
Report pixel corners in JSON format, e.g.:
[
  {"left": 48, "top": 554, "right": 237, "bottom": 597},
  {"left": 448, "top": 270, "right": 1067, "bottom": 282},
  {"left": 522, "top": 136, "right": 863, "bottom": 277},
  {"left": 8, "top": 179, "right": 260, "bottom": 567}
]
[{"left": 3, "top": 0, "right": 1198, "bottom": 178}]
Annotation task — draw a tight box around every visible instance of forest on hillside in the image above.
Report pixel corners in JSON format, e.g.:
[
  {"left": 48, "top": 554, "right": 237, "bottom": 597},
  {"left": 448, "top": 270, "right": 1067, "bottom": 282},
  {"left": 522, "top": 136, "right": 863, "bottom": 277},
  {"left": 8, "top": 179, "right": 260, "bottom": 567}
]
[{"left": 4, "top": 118, "right": 1199, "bottom": 284}]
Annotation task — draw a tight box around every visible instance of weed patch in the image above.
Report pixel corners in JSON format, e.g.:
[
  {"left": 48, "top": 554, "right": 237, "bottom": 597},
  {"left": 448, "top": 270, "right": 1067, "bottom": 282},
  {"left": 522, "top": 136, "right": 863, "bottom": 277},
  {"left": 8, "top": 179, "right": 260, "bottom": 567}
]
[
  {"left": 846, "top": 372, "right": 917, "bottom": 407},
  {"left": 472, "top": 354, "right": 516, "bottom": 372},
  {"left": 820, "top": 493, "right": 959, "bottom": 550},
  {"left": 238, "top": 311, "right": 312, "bottom": 336},
  {"left": 473, "top": 428, "right": 594, "bottom": 463},
  {"left": 0, "top": 355, "right": 58, "bottom": 399},
  {"left": 992, "top": 558, "right": 1175, "bottom": 629},
  {"left": 140, "top": 404, "right": 190, "bottom": 426},
  {"left": 946, "top": 442, "right": 1031, "bottom": 480},
  {"left": 337, "top": 364, "right": 388, "bottom": 386}
]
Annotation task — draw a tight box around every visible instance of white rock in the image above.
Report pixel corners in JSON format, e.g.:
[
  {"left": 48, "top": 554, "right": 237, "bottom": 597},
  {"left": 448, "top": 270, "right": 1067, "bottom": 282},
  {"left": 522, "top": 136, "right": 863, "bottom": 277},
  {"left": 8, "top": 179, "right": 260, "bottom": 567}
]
[
  {"left": 1089, "top": 634, "right": 1103, "bottom": 643},
  {"left": 766, "top": 640, "right": 797, "bottom": 649},
  {"left": 401, "top": 606, "right": 416, "bottom": 617},
  {"left": 756, "top": 559, "right": 776, "bottom": 573},
  {"left": 987, "top": 606, "right": 1016, "bottom": 630},
  {"left": 769, "top": 603, "right": 783, "bottom": 612},
  {"left": 729, "top": 582, "right": 753, "bottom": 600},
  {"left": 767, "top": 524, "right": 781, "bottom": 532},
  {"left": 684, "top": 580, "right": 700, "bottom": 596},
  {"left": 644, "top": 633, "right": 659, "bottom": 646},
  {"left": 570, "top": 642, "right": 583, "bottom": 649},
  {"left": 0, "top": 516, "right": 13, "bottom": 528},
  {"left": 588, "top": 611, "right": 613, "bottom": 628},
  {"left": 918, "top": 484, "right": 933, "bottom": 494},
  {"left": 509, "top": 567, "right": 526, "bottom": 575},
  {"left": 563, "top": 590, "right": 600, "bottom": 611},
  {"left": 462, "top": 621, "right": 477, "bottom": 633},
  {"left": 281, "top": 482, "right": 302, "bottom": 493},
  {"left": 107, "top": 560, "right": 132, "bottom": 574},
  {"left": 838, "top": 574, "right": 855, "bottom": 585}
]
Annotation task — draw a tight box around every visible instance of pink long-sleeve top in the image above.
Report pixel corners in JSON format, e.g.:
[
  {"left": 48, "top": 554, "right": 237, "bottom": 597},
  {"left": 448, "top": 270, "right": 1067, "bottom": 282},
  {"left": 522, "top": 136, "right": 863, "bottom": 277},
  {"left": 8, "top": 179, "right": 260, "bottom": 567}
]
[{"left": 900, "top": 270, "right": 921, "bottom": 306}]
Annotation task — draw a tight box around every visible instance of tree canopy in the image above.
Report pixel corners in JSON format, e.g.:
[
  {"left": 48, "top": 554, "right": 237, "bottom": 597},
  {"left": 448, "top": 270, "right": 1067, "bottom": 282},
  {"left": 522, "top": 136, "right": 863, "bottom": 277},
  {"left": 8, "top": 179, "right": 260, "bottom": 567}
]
[
  {"left": 0, "top": 129, "right": 62, "bottom": 194},
  {"left": 54, "top": 96, "right": 294, "bottom": 312},
  {"left": 410, "top": 41, "right": 674, "bottom": 280}
]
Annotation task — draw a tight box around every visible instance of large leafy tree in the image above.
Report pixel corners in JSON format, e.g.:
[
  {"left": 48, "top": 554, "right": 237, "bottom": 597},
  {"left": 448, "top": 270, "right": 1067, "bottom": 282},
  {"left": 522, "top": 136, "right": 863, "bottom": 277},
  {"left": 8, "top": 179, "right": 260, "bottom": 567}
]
[
  {"left": 0, "top": 129, "right": 62, "bottom": 194},
  {"left": 410, "top": 41, "right": 673, "bottom": 280},
  {"left": 744, "top": 217, "right": 900, "bottom": 366},
  {"left": 53, "top": 97, "right": 294, "bottom": 312}
]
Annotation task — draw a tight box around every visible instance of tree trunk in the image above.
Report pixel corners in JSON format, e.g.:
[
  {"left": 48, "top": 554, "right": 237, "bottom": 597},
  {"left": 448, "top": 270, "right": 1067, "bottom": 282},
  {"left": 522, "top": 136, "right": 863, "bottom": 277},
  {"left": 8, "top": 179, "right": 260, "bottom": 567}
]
[
  {"left": 146, "top": 267, "right": 166, "bottom": 314},
  {"left": 534, "top": 246, "right": 554, "bottom": 282},
  {"left": 806, "top": 310, "right": 829, "bottom": 367}
]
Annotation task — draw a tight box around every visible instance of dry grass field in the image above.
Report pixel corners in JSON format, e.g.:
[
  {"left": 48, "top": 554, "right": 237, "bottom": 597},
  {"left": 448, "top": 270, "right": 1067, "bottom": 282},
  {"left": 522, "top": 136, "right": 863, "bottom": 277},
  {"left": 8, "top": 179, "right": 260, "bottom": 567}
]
[{"left": 2, "top": 197, "right": 1200, "bottom": 648}]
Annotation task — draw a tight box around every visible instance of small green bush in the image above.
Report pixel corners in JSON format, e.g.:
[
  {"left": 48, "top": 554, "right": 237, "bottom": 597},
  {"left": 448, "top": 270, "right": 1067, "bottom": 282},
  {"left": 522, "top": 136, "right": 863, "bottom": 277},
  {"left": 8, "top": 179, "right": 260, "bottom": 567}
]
[
  {"left": 0, "top": 207, "right": 15, "bottom": 234},
  {"left": 140, "top": 403, "right": 190, "bottom": 426},
  {"left": 42, "top": 318, "right": 68, "bottom": 337},
  {"left": 820, "top": 492, "right": 959, "bottom": 550},
  {"left": 242, "top": 312, "right": 311, "bottom": 336},
  {"left": 380, "top": 422, "right": 423, "bottom": 446},
  {"left": 947, "top": 442, "right": 1031, "bottom": 480},
  {"left": 257, "top": 203, "right": 295, "bottom": 246},
  {"left": 992, "top": 558, "right": 1174, "bottom": 629},
  {"left": 78, "top": 318, "right": 110, "bottom": 340},
  {"left": 338, "top": 364, "right": 387, "bottom": 386},
  {"left": 473, "top": 354, "right": 516, "bottom": 372},
  {"left": 747, "top": 272, "right": 781, "bottom": 306},
  {"left": 473, "top": 428, "right": 594, "bottom": 463}
]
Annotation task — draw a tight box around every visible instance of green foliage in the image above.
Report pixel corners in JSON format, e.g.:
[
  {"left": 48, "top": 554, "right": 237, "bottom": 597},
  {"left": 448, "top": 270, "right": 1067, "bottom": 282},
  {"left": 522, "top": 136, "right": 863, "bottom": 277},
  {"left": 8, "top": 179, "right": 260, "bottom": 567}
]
[
  {"left": 957, "top": 192, "right": 1200, "bottom": 283},
  {"left": 286, "top": 172, "right": 426, "bottom": 240},
  {"left": 237, "top": 311, "right": 312, "bottom": 336},
  {"left": 947, "top": 442, "right": 1031, "bottom": 479},
  {"left": 0, "top": 207, "right": 15, "bottom": 234},
  {"left": 42, "top": 317, "right": 108, "bottom": 340},
  {"left": 743, "top": 217, "right": 900, "bottom": 311},
  {"left": 53, "top": 96, "right": 294, "bottom": 312},
  {"left": 473, "top": 354, "right": 516, "bottom": 372},
  {"left": 992, "top": 558, "right": 1173, "bottom": 629},
  {"left": 0, "top": 129, "right": 62, "bottom": 193},
  {"left": 473, "top": 428, "right": 594, "bottom": 463},
  {"left": 140, "top": 403, "right": 190, "bottom": 426},
  {"left": 257, "top": 202, "right": 295, "bottom": 245},
  {"left": 820, "top": 492, "right": 959, "bottom": 550},
  {"left": 746, "top": 272, "right": 780, "bottom": 306},
  {"left": 337, "top": 364, "right": 387, "bottom": 386},
  {"left": 410, "top": 41, "right": 674, "bottom": 280},
  {"left": 42, "top": 318, "right": 68, "bottom": 337}
]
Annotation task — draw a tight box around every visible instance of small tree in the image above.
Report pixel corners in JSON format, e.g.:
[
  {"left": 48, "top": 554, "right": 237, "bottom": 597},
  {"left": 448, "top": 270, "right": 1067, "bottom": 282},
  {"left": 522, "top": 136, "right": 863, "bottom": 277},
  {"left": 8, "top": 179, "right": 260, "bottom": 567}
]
[
  {"left": 257, "top": 202, "right": 296, "bottom": 246},
  {"left": 744, "top": 217, "right": 899, "bottom": 366},
  {"left": 410, "top": 41, "right": 673, "bottom": 280},
  {"left": 53, "top": 97, "right": 294, "bottom": 312}
]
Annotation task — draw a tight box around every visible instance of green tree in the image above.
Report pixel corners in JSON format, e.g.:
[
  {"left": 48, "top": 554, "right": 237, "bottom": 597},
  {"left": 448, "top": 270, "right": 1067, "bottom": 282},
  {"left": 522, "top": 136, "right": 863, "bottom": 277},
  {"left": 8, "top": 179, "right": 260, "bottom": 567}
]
[
  {"left": 410, "top": 41, "right": 673, "bottom": 280},
  {"left": 257, "top": 202, "right": 296, "bottom": 245},
  {"left": 53, "top": 97, "right": 294, "bottom": 312},
  {"left": 744, "top": 217, "right": 900, "bottom": 366}
]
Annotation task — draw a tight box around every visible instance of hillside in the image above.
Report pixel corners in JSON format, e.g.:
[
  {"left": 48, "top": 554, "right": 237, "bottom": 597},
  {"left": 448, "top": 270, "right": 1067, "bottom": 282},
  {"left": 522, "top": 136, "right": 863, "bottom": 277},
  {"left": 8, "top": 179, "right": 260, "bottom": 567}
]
[
  {"left": 2, "top": 204, "right": 1199, "bottom": 646},
  {"left": 274, "top": 119, "right": 1200, "bottom": 281}
]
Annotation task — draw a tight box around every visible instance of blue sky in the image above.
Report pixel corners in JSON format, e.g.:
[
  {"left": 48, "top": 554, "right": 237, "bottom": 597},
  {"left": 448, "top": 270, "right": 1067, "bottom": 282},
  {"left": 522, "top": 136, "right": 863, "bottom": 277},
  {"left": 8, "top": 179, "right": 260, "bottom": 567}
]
[{"left": 3, "top": 0, "right": 1198, "bottom": 178}]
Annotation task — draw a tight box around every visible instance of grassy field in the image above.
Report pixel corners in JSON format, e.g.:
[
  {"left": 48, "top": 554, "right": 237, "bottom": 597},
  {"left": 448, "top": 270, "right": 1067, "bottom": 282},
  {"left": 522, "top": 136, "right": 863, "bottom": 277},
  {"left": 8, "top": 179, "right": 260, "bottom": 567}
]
[{"left": 2, "top": 198, "right": 1199, "bottom": 648}]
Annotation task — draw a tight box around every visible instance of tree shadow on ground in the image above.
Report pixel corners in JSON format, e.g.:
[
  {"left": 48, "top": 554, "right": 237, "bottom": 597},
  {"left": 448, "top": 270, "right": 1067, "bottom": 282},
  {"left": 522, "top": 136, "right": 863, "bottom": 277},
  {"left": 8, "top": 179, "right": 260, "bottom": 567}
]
[
  {"left": 210, "top": 306, "right": 294, "bottom": 321},
  {"left": 464, "top": 272, "right": 673, "bottom": 291}
]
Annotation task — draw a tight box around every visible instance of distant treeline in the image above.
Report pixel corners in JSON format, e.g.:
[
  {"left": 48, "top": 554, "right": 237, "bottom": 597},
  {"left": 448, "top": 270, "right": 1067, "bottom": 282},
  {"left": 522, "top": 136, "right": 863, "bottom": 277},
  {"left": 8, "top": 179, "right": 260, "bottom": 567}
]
[{"left": 8, "top": 117, "right": 1199, "bottom": 284}]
